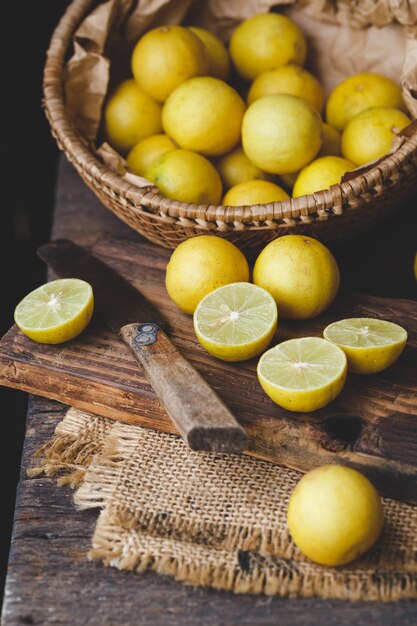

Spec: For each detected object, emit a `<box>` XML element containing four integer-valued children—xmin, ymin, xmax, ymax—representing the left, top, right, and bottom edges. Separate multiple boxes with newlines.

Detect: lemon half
<box><xmin>14</xmin><ymin>278</ymin><xmax>94</xmax><ymax>344</ymax></box>
<box><xmin>257</xmin><ymin>337</ymin><xmax>347</xmax><ymax>411</ymax></box>
<box><xmin>194</xmin><ymin>282</ymin><xmax>278</xmax><ymax>362</ymax></box>
<box><xmin>323</xmin><ymin>318</ymin><xmax>407</xmax><ymax>374</ymax></box>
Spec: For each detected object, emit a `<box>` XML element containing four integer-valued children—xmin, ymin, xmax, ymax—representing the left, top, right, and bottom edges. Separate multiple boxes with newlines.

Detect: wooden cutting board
<box><xmin>1</xmin><ymin>233</ymin><xmax>416</xmax><ymax>501</ymax></box>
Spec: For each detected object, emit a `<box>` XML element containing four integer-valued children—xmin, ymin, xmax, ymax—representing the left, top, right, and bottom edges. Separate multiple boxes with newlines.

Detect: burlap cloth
<box><xmin>31</xmin><ymin>407</ymin><xmax>417</xmax><ymax>601</ymax></box>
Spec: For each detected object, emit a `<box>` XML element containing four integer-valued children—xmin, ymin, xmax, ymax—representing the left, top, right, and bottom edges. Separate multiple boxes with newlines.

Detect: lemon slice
<box><xmin>193</xmin><ymin>282</ymin><xmax>278</xmax><ymax>362</ymax></box>
<box><xmin>14</xmin><ymin>278</ymin><xmax>94</xmax><ymax>344</ymax></box>
<box><xmin>257</xmin><ymin>337</ymin><xmax>347</xmax><ymax>412</ymax></box>
<box><xmin>323</xmin><ymin>318</ymin><xmax>407</xmax><ymax>374</ymax></box>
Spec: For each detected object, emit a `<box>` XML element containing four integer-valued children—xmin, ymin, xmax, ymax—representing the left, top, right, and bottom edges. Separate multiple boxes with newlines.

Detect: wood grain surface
<box><xmin>2</xmin><ymin>158</ymin><xmax>417</xmax><ymax>625</ymax></box>
<box><xmin>1</xmin><ymin>213</ymin><xmax>417</xmax><ymax>499</ymax></box>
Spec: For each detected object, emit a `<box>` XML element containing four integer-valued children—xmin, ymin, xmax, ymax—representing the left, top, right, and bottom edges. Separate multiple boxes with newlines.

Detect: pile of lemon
<box><xmin>104</xmin><ymin>13</ymin><xmax>410</xmax><ymax>205</ymax></box>
<box><xmin>166</xmin><ymin>233</ymin><xmax>407</xmax><ymax>413</ymax></box>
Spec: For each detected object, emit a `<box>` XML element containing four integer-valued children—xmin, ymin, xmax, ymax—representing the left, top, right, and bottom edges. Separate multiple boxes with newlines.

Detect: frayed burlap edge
<box><xmin>89</xmin><ymin>511</ymin><xmax>417</xmax><ymax>602</ymax></box>
<box><xmin>28</xmin><ymin>408</ymin><xmax>112</xmax><ymax>488</ymax></box>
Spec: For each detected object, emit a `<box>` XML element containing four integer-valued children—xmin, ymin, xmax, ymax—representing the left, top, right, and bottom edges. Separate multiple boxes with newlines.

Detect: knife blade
<box><xmin>37</xmin><ymin>239</ymin><xmax>247</xmax><ymax>454</ymax></box>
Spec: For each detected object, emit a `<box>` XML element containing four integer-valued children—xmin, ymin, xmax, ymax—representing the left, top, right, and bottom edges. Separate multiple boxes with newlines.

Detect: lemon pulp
<box><xmin>14</xmin><ymin>278</ymin><xmax>94</xmax><ymax>344</ymax></box>
<box><xmin>257</xmin><ymin>337</ymin><xmax>347</xmax><ymax>411</ymax></box>
<box><xmin>323</xmin><ymin>318</ymin><xmax>407</xmax><ymax>374</ymax></box>
<box><xmin>194</xmin><ymin>282</ymin><xmax>277</xmax><ymax>362</ymax></box>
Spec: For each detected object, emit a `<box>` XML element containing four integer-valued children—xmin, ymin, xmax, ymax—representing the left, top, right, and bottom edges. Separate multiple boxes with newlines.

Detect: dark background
<box><xmin>0</xmin><ymin>0</ymin><xmax>416</xmax><ymax>611</ymax></box>
<box><xmin>1</xmin><ymin>0</ymin><xmax>71</xmax><ymax>606</ymax></box>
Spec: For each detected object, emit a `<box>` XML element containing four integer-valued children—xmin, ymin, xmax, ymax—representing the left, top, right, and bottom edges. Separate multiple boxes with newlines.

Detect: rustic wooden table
<box><xmin>2</xmin><ymin>158</ymin><xmax>417</xmax><ymax>625</ymax></box>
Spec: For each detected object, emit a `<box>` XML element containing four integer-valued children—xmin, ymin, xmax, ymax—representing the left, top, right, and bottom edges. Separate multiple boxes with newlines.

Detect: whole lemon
<box><xmin>247</xmin><ymin>65</ymin><xmax>325</xmax><ymax>113</ymax></box>
<box><xmin>163</xmin><ymin>76</ymin><xmax>246</xmax><ymax>156</ymax></box>
<box><xmin>253</xmin><ymin>235</ymin><xmax>340</xmax><ymax>320</ymax></box>
<box><xmin>216</xmin><ymin>146</ymin><xmax>271</xmax><ymax>189</ymax></box>
<box><xmin>318</xmin><ymin>123</ymin><xmax>342</xmax><ymax>157</ymax></box>
<box><xmin>131</xmin><ymin>25</ymin><xmax>209</xmax><ymax>102</ymax></box>
<box><xmin>127</xmin><ymin>134</ymin><xmax>177</xmax><ymax>176</ymax></box>
<box><xmin>326</xmin><ymin>72</ymin><xmax>405</xmax><ymax>131</ymax></box>
<box><xmin>145</xmin><ymin>149</ymin><xmax>222</xmax><ymax>205</ymax></box>
<box><xmin>293</xmin><ymin>156</ymin><xmax>356</xmax><ymax>197</ymax></box>
<box><xmin>165</xmin><ymin>236</ymin><xmax>250</xmax><ymax>314</ymax></box>
<box><xmin>242</xmin><ymin>94</ymin><xmax>323</xmax><ymax>174</ymax></box>
<box><xmin>189</xmin><ymin>27</ymin><xmax>230</xmax><ymax>80</ymax></box>
<box><xmin>287</xmin><ymin>465</ymin><xmax>384</xmax><ymax>566</ymax></box>
<box><xmin>342</xmin><ymin>107</ymin><xmax>410</xmax><ymax>165</ymax></box>
<box><xmin>223</xmin><ymin>180</ymin><xmax>289</xmax><ymax>206</ymax></box>
<box><xmin>104</xmin><ymin>80</ymin><xmax>163</xmax><ymax>153</ymax></box>
<box><xmin>230</xmin><ymin>13</ymin><xmax>307</xmax><ymax>81</ymax></box>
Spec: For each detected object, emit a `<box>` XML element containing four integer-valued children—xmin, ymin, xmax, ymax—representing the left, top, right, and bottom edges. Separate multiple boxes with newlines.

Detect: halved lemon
<box><xmin>193</xmin><ymin>282</ymin><xmax>277</xmax><ymax>362</ymax></box>
<box><xmin>14</xmin><ymin>278</ymin><xmax>94</xmax><ymax>344</ymax></box>
<box><xmin>257</xmin><ymin>337</ymin><xmax>347</xmax><ymax>412</ymax></box>
<box><xmin>323</xmin><ymin>318</ymin><xmax>407</xmax><ymax>374</ymax></box>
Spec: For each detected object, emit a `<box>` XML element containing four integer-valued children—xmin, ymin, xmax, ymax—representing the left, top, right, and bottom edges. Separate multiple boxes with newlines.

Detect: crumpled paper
<box><xmin>64</xmin><ymin>0</ymin><xmax>417</xmax><ymax>146</ymax></box>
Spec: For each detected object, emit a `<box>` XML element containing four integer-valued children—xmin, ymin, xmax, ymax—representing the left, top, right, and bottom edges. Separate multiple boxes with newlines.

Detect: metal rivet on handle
<box><xmin>134</xmin><ymin>323</ymin><xmax>159</xmax><ymax>347</ymax></box>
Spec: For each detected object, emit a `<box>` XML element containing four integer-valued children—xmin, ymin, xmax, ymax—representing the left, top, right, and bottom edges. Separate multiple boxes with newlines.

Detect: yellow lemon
<box><xmin>326</xmin><ymin>72</ymin><xmax>405</xmax><ymax>131</ymax></box>
<box><xmin>145</xmin><ymin>149</ymin><xmax>222</xmax><ymax>205</ymax></box>
<box><xmin>165</xmin><ymin>236</ymin><xmax>249</xmax><ymax>314</ymax></box>
<box><xmin>189</xmin><ymin>26</ymin><xmax>230</xmax><ymax>80</ymax></box>
<box><xmin>257</xmin><ymin>337</ymin><xmax>347</xmax><ymax>412</ymax></box>
<box><xmin>131</xmin><ymin>25</ymin><xmax>209</xmax><ymax>102</ymax></box>
<box><xmin>104</xmin><ymin>80</ymin><xmax>163</xmax><ymax>153</ymax></box>
<box><xmin>342</xmin><ymin>107</ymin><xmax>410</xmax><ymax>165</ymax></box>
<box><xmin>194</xmin><ymin>282</ymin><xmax>277</xmax><ymax>362</ymax></box>
<box><xmin>247</xmin><ymin>65</ymin><xmax>325</xmax><ymax>113</ymax></box>
<box><xmin>323</xmin><ymin>318</ymin><xmax>407</xmax><ymax>374</ymax></box>
<box><xmin>223</xmin><ymin>180</ymin><xmax>289</xmax><ymax>206</ymax></box>
<box><xmin>318</xmin><ymin>123</ymin><xmax>342</xmax><ymax>157</ymax></box>
<box><xmin>242</xmin><ymin>95</ymin><xmax>323</xmax><ymax>174</ymax></box>
<box><xmin>292</xmin><ymin>156</ymin><xmax>356</xmax><ymax>197</ymax></box>
<box><xmin>216</xmin><ymin>145</ymin><xmax>271</xmax><ymax>189</ymax></box>
<box><xmin>230</xmin><ymin>13</ymin><xmax>307</xmax><ymax>81</ymax></box>
<box><xmin>163</xmin><ymin>76</ymin><xmax>246</xmax><ymax>156</ymax></box>
<box><xmin>14</xmin><ymin>279</ymin><xmax>94</xmax><ymax>344</ymax></box>
<box><xmin>287</xmin><ymin>465</ymin><xmax>384</xmax><ymax>566</ymax></box>
<box><xmin>253</xmin><ymin>235</ymin><xmax>340</xmax><ymax>320</ymax></box>
<box><xmin>127</xmin><ymin>134</ymin><xmax>177</xmax><ymax>176</ymax></box>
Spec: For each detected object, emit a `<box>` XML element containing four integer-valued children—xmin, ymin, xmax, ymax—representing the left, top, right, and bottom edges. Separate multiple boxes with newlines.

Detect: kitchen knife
<box><xmin>37</xmin><ymin>239</ymin><xmax>247</xmax><ymax>453</ymax></box>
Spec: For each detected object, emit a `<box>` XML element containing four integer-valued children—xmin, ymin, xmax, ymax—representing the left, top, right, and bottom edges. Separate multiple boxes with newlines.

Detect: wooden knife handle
<box><xmin>120</xmin><ymin>323</ymin><xmax>247</xmax><ymax>453</ymax></box>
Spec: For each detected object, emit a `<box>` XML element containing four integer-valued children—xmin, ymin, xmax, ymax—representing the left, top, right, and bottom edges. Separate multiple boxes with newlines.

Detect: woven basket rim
<box><xmin>43</xmin><ymin>0</ymin><xmax>417</xmax><ymax>227</ymax></box>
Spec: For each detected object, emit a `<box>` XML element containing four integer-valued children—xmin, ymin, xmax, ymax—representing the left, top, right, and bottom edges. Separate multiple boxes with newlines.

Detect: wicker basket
<box><xmin>44</xmin><ymin>0</ymin><xmax>417</xmax><ymax>251</ymax></box>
